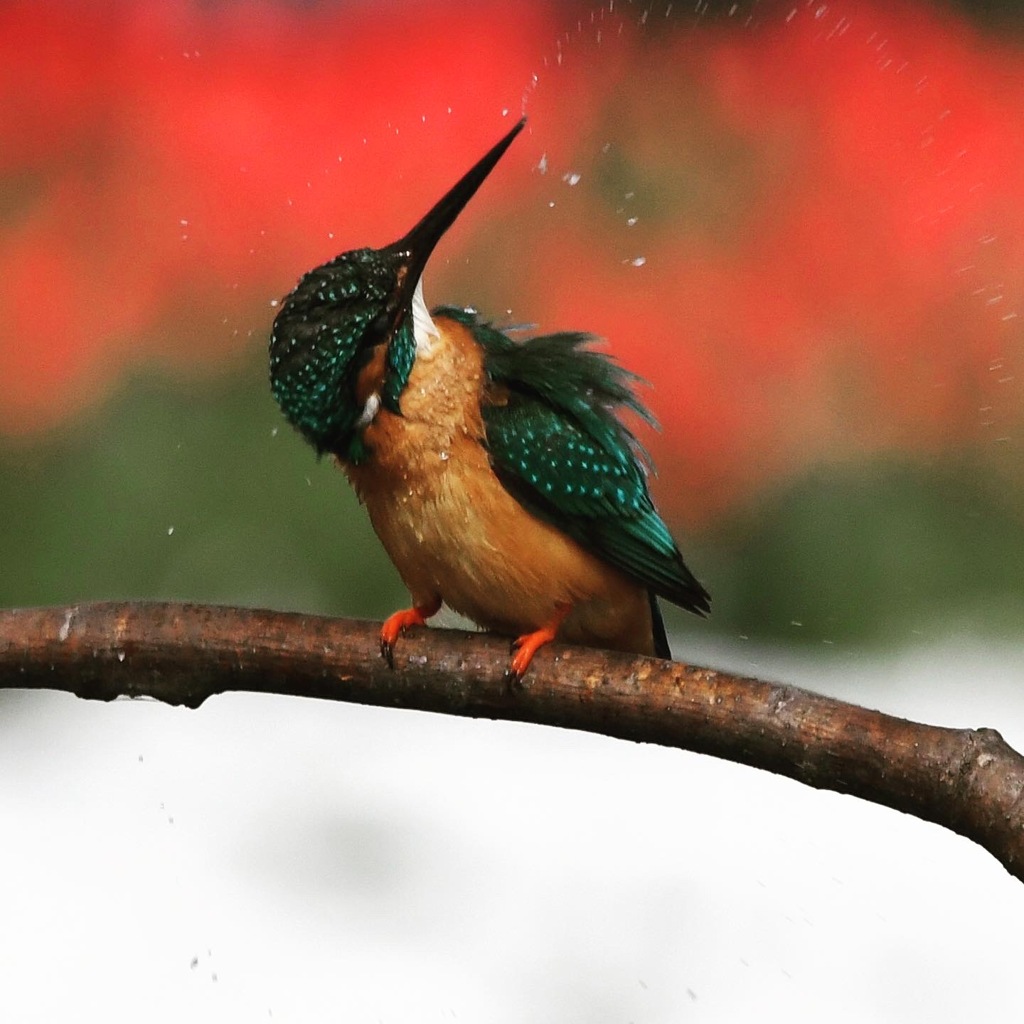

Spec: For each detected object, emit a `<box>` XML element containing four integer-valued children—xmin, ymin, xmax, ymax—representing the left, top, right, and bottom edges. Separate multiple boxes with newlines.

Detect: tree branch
<box><xmin>2</xmin><ymin>601</ymin><xmax>1023</xmax><ymax>880</ymax></box>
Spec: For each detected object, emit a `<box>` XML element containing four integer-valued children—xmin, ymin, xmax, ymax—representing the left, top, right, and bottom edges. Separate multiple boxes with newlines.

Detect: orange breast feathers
<box><xmin>342</xmin><ymin>314</ymin><xmax>656</xmax><ymax>656</ymax></box>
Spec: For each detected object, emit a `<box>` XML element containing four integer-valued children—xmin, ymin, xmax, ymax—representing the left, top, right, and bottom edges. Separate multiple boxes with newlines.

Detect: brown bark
<box><xmin>2</xmin><ymin>601</ymin><xmax>1023</xmax><ymax>880</ymax></box>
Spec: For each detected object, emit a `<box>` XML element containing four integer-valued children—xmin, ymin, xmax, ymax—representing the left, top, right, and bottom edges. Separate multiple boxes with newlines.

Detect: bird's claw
<box><xmin>379</xmin><ymin>603</ymin><xmax>438</xmax><ymax>671</ymax></box>
<box><xmin>503</xmin><ymin>663</ymin><xmax>526</xmax><ymax>694</ymax></box>
<box><xmin>503</xmin><ymin>634</ymin><xmax>539</xmax><ymax>692</ymax></box>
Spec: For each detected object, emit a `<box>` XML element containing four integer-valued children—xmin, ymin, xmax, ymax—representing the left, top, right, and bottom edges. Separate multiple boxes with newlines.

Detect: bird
<box><xmin>269</xmin><ymin>116</ymin><xmax>709</xmax><ymax>684</ymax></box>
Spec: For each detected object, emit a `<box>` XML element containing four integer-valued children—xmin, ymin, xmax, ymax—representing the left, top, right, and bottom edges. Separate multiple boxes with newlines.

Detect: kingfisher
<box><xmin>269</xmin><ymin>117</ymin><xmax>709</xmax><ymax>683</ymax></box>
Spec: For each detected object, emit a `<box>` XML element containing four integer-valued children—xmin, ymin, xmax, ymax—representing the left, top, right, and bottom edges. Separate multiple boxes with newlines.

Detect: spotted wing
<box><xmin>469</xmin><ymin>316</ymin><xmax>709</xmax><ymax>615</ymax></box>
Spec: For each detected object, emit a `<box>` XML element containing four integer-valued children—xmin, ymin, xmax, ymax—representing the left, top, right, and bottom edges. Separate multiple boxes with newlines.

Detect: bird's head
<box><xmin>269</xmin><ymin>116</ymin><xmax>525</xmax><ymax>457</ymax></box>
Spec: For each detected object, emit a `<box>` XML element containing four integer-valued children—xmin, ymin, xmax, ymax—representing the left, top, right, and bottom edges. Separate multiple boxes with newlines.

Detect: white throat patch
<box><xmin>411</xmin><ymin>276</ymin><xmax>440</xmax><ymax>355</ymax></box>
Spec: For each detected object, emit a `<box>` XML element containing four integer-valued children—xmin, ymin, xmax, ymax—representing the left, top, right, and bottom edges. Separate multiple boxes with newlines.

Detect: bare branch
<box><xmin>3</xmin><ymin>601</ymin><xmax>1023</xmax><ymax>880</ymax></box>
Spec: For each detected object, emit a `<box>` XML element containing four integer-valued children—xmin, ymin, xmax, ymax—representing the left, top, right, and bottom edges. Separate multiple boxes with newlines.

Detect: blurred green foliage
<box><xmin>689</xmin><ymin>459</ymin><xmax>1024</xmax><ymax>647</ymax></box>
<box><xmin>942</xmin><ymin>0</ymin><xmax>1024</xmax><ymax>31</ymax></box>
<box><xmin>0</xmin><ymin>355</ymin><xmax>399</xmax><ymax>619</ymax></box>
<box><xmin>2</xmin><ymin>356</ymin><xmax>1022</xmax><ymax>651</ymax></box>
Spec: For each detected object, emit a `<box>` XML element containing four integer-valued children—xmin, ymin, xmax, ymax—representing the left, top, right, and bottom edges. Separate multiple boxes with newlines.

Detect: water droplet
<box><xmin>562</xmin><ymin>171</ymin><xmax>582</xmax><ymax>186</ymax></box>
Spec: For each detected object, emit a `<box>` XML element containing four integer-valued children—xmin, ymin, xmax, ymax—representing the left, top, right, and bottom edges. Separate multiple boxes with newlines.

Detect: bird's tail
<box><xmin>649</xmin><ymin>591</ymin><xmax>672</xmax><ymax>660</ymax></box>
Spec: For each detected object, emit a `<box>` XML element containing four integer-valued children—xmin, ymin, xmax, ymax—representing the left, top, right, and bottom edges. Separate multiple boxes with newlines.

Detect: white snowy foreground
<box><xmin>1</xmin><ymin>634</ymin><xmax>1021</xmax><ymax>1023</ymax></box>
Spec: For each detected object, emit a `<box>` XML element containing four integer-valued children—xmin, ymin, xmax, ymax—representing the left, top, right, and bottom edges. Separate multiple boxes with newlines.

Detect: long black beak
<box><xmin>384</xmin><ymin>117</ymin><xmax>525</xmax><ymax>304</ymax></box>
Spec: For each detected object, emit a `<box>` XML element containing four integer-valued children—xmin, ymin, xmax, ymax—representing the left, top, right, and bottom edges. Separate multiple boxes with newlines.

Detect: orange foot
<box><xmin>380</xmin><ymin>596</ymin><xmax>441</xmax><ymax>669</ymax></box>
<box><xmin>505</xmin><ymin>603</ymin><xmax>572</xmax><ymax>689</ymax></box>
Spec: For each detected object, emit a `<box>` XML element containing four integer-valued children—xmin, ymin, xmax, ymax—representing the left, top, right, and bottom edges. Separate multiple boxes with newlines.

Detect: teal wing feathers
<box><xmin>437</xmin><ymin>307</ymin><xmax>710</xmax><ymax>617</ymax></box>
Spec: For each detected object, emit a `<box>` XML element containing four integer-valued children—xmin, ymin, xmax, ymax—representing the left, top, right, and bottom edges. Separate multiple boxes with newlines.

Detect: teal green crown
<box><xmin>269</xmin><ymin>248</ymin><xmax>417</xmax><ymax>462</ymax></box>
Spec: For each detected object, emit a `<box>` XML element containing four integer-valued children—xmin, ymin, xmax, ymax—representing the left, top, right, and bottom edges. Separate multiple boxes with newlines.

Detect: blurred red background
<box><xmin>2</xmin><ymin>0</ymin><xmax>1022</xmax><ymax>525</ymax></box>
